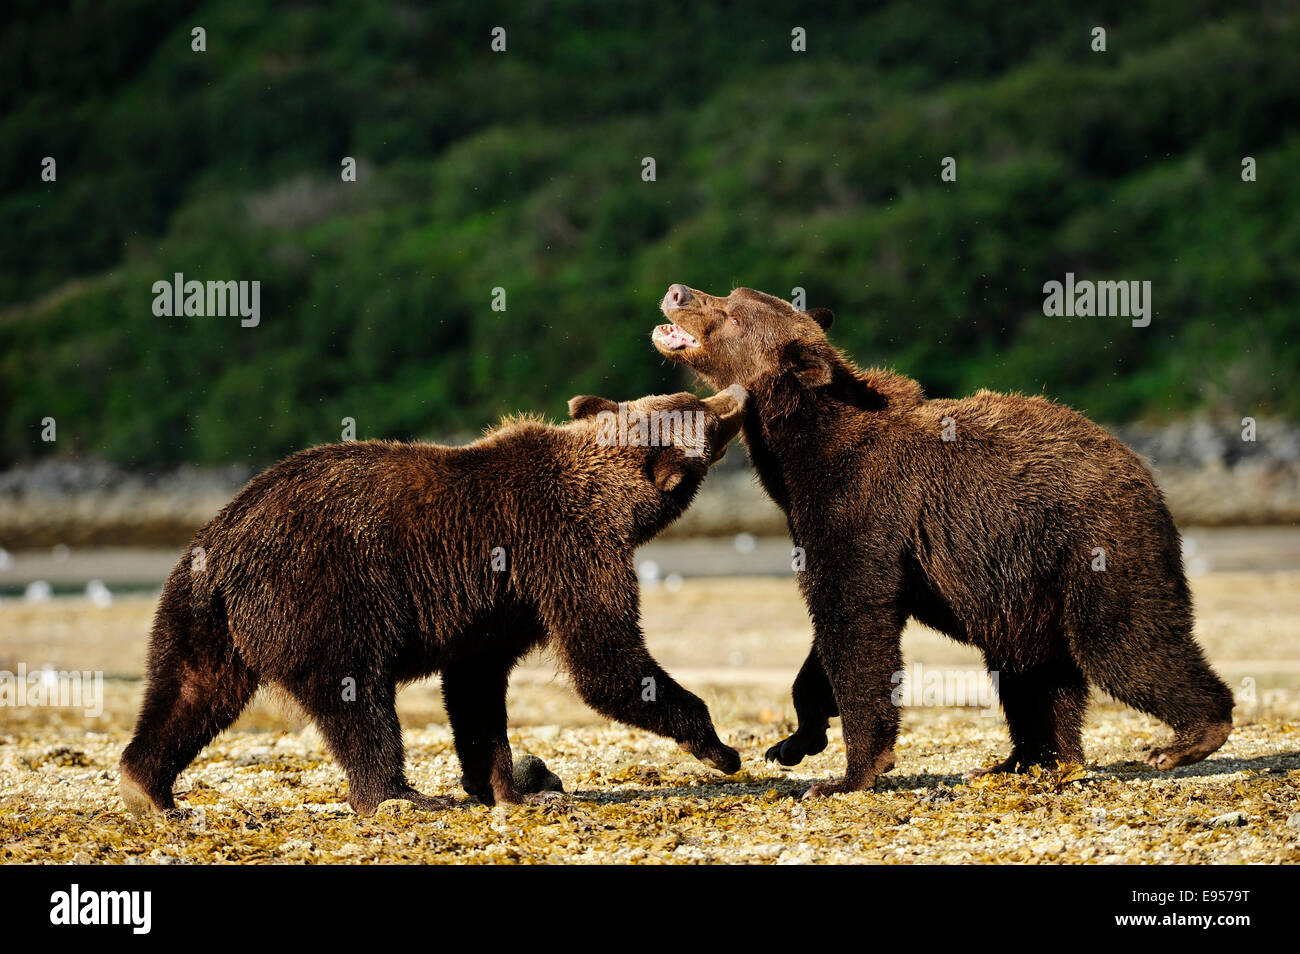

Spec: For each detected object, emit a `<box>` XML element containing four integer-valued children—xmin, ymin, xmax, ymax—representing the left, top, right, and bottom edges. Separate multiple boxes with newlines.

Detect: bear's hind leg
<box><xmin>965</xmin><ymin>654</ymin><xmax>1087</xmax><ymax>779</ymax></box>
<box><xmin>301</xmin><ymin>676</ymin><xmax>452</xmax><ymax>815</ymax></box>
<box><xmin>119</xmin><ymin>650</ymin><xmax>258</xmax><ymax>815</ymax></box>
<box><xmin>1068</xmin><ymin>604</ymin><xmax>1233</xmax><ymax>771</ymax></box>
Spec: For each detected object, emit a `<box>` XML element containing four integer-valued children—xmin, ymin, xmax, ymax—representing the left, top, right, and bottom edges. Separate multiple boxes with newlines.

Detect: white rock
<box><xmin>85</xmin><ymin>579</ymin><xmax>113</xmax><ymax>607</ymax></box>
<box><xmin>24</xmin><ymin>581</ymin><xmax>53</xmax><ymax>603</ymax></box>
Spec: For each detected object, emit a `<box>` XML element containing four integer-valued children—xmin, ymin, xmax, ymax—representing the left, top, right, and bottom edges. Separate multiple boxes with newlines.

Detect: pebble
<box><xmin>920</xmin><ymin>785</ymin><xmax>958</xmax><ymax>806</ymax></box>
<box><xmin>513</xmin><ymin>754</ymin><xmax>563</xmax><ymax>794</ymax></box>
<box><xmin>1209</xmin><ymin>811</ymin><xmax>1248</xmax><ymax>828</ymax></box>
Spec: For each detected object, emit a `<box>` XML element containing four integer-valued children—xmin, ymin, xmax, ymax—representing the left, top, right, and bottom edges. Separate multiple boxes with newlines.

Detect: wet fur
<box><xmin>654</xmin><ymin>286</ymin><xmax>1234</xmax><ymax>797</ymax></box>
<box><xmin>119</xmin><ymin>389</ymin><xmax>746</xmax><ymax>816</ymax></box>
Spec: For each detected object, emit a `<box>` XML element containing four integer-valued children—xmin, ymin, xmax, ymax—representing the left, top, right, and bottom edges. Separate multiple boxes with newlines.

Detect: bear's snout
<box><xmin>663</xmin><ymin>283</ymin><xmax>692</xmax><ymax>311</ymax></box>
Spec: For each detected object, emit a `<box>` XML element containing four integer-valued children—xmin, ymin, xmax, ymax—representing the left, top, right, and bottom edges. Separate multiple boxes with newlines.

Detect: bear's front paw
<box><xmin>679</xmin><ymin>739</ymin><xmax>741</xmax><ymax>774</ymax></box>
<box><xmin>764</xmin><ymin>731</ymin><xmax>828</xmax><ymax>766</ymax></box>
<box><xmin>704</xmin><ymin>745</ymin><xmax>741</xmax><ymax>775</ymax></box>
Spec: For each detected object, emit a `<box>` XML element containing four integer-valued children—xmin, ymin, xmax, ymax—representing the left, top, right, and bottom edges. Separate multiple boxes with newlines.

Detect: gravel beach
<box><xmin>2</xmin><ymin>573</ymin><xmax>1297</xmax><ymax>864</ymax></box>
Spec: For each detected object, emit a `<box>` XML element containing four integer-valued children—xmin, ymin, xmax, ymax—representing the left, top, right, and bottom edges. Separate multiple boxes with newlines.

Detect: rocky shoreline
<box><xmin>1</xmin><ymin>417</ymin><xmax>1297</xmax><ymax>548</ymax></box>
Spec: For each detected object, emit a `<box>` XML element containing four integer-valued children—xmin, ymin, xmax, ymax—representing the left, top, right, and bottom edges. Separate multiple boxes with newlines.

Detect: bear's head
<box><xmin>651</xmin><ymin>285</ymin><xmax>838</xmax><ymax>394</ymax></box>
<box><xmin>566</xmin><ymin>385</ymin><xmax>747</xmax><ymax>540</ymax></box>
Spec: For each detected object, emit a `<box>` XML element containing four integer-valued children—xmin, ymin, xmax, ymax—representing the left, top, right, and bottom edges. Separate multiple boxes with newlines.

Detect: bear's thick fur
<box><xmin>120</xmin><ymin>386</ymin><xmax>747</xmax><ymax>815</ymax></box>
<box><xmin>653</xmin><ymin>285</ymin><xmax>1233</xmax><ymax>797</ymax></box>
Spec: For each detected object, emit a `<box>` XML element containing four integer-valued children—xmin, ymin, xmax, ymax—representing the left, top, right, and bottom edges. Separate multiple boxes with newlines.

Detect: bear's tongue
<box><xmin>656</xmin><ymin>323</ymin><xmax>700</xmax><ymax>350</ymax></box>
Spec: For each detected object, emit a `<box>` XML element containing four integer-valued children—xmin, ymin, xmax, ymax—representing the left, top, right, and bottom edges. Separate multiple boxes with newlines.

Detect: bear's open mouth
<box><xmin>652</xmin><ymin>323</ymin><xmax>700</xmax><ymax>351</ymax></box>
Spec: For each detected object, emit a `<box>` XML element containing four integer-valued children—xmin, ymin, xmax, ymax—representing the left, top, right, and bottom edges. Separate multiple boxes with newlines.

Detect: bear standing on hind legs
<box><xmin>652</xmin><ymin>284</ymin><xmax>1233</xmax><ymax>798</ymax></box>
<box><xmin>119</xmin><ymin>386</ymin><xmax>748</xmax><ymax>816</ymax></box>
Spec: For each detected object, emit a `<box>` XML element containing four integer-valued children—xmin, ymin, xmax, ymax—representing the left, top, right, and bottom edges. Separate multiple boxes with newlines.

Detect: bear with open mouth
<box><xmin>119</xmin><ymin>385</ymin><xmax>747</xmax><ymax>816</ymax></box>
<box><xmin>653</xmin><ymin>284</ymin><xmax>1233</xmax><ymax>798</ymax></box>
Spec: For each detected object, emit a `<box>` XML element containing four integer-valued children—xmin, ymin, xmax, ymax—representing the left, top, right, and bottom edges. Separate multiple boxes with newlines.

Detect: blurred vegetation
<box><xmin>2</xmin><ymin>0</ymin><xmax>1298</xmax><ymax>465</ymax></box>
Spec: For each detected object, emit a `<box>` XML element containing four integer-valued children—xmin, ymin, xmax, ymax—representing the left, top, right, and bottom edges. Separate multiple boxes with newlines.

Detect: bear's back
<box><xmin>918</xmin><ymin>389</ymin><xmax>1153</xmax><ymax>487</ymax></box>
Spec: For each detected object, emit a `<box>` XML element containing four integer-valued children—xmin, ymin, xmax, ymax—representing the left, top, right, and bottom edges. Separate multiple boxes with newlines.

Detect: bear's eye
<box><xmin>730</xmin><ymin>315</ymin><xmax>742</xmax><ymax>327</ymax></box>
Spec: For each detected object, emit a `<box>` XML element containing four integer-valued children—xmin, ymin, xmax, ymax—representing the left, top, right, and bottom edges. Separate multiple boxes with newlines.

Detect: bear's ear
<box><xmin>650</xmin><ymin>447</ymin><xmax>688</xmax><ymax>491</ymax></box>
<box><xmin>805</xmin><ymin>307</ymin><xmax>835</xmax><ymax>330</ymax></box>
<box><xmin>781</xmin><ymin>341</ymin><xmax>833</xmax><ymax>388</ymax></box>
<box><xmin>701</xmin><ymin>384</ymin><xmax>748</xmax><ymax>463</ymax></box>
<box><xmin>568</xmin><ymin>394</ymin><xmax>618</xmax><ymax>420</ymax></box>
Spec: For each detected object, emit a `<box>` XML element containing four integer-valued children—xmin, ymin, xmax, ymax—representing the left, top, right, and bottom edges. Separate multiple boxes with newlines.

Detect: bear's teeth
<box><xmin>656</xmin><ymin>324</ymin><xmax>699</xmax><ymax>349</ymax></box>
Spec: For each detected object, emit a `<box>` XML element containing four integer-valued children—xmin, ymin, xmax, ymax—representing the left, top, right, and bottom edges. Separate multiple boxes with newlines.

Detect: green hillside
<box><xmin>3</xmin><ymin>1</ymin><xmax>1298</xmax><ymax>465</ymax></box>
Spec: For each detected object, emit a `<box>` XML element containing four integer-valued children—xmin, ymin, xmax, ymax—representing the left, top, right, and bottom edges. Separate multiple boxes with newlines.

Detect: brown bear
<box><xmin>653</xmin><ymin>284</ymin><xmax>1233</xmax><ymax>798</ymax></box>
<box><xmin>119</xmin><ymin>386</ymin><xmax>747</xmax><ymax>816</ymax></box>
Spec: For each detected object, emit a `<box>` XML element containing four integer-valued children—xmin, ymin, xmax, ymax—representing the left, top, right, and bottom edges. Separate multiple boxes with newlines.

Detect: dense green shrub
<box><xmin>2</xmin><ymin>1</ymin><xmax>1296</xmax><ymax>464</ymax></box>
